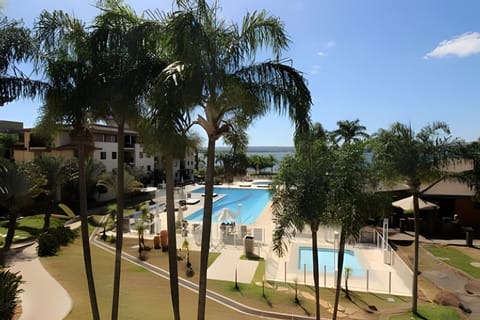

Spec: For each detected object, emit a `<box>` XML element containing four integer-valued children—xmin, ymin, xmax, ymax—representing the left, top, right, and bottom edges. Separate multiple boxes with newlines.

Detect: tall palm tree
<box><xmin>271</xmin><ymin>124</ymin><xmax>330</xmax><ymax>320</ymax></box>
<box><xmin>34</xmin><ymin>10</ymin><xmax>101</xmax><ymax>319</ymax></box>
<box><xmin>139</xmin><ymin>59</ymin><xmax>200</xmax><ymax>320</ymax></box>
<box><xmin>332</xmin><ymin>119</ymin><xmax>369</xmax><ymax>146</ymax></box>
<box><xmin>372</xmin><ymin>122</ymin><xmax>454</xmax><ymax>314</ymax></box>
<box><xmin>0</xmin><ymin>16</ymin><xmax>45</xmax><ymax>106</ymax></box>
<box><xmin>328</xmin><ymin>142</ymin><xmax>370</xmax><ymax>320</ymax></box>
<box><xmin>90</xmin><ymin>2</ymin><xmax>167</xmax><ymax>318</ymax></box>
<box><xmin>165</xmin><ymin>3</ymin><xmax>312</xmax><ymax>317</ymax></box>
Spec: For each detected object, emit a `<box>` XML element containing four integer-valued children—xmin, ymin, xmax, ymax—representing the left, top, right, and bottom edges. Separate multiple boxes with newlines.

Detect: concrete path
<box><xmin>207</xmin><ymin>247</ymin><xmax>259</xmax><ymax>283</ymax></box>
<box><xmin>8</xmin><ymin>244</ymin><xmax>72</xmax><ymax>320</ymax></box>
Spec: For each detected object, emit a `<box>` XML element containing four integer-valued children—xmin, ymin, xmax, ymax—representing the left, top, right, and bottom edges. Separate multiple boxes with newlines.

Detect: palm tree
<box><xmin>169</xmin><ymin>1</ymin><xmax>312</xmax><ymax>315</ymax></box>
<box><xmin>328</xmin><ymin>142</ymin><xmax>370</xmax><ymax>320</ymax></box>
<box><xmin>332</xmin><ymin>119</ymin><xmax>369</xmax><ymax>145</ymax></box>
<box><xmin>371</xmin><ymin>122</ymin><xmax>454</xmax><ymax>314</ymax></box>
<box><xmin>139</xmin><ymin>59</ymin><xmax>200</xmax><ymax>320</ymax></box>
<box><xmin>34</xmin><ymin>10</ymin><xmax>101</xmax><ymax>319</ymax></box>
<box><xmin>0</xmin><ymin>16</ymin><xmax>45</xmax><ymax>106</ymax></box>
<box><xmin>0</xmin><ymin>161</ymin><xmax>42</xmax><ymax>251</ymax></box>
<box><xmin>89</xmin><ymin>3</ymin><xmax>167</xmax><ymax>318</ymax></box>
<box><xmin>271</xmin><ymin>124</ymin><xmax>330</xmax><ymax>320</ymax></box>
<box><xmin>0</xmin><ymin>133</ymin><xmax>18</xmax><ymax>160</ymax></box>
<box><xmin>164</xmin><ymin>2</ymin><xmax>312</xmax><ymax>317</ymax></box>
<box><xmin>32</xmin><ymin>155</ymin><xmax>74</xmax><ymax>230</ymax></box>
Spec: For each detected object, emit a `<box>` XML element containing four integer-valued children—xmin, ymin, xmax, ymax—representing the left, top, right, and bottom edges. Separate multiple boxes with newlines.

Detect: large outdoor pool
<box><xmin>185</xmin><ymin>187</ymin><xmax>271</xmax><ymax>224</ymax></box>
<box><xmin>298</xmin><ymin>247</ymin><xmax>365</xmax><ymax>276</ymax></box>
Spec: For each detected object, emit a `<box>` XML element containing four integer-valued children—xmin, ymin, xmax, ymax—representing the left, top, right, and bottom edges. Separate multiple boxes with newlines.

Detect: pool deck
<box><xmin>135</xmin><ymin>181</ymin><xmax>412</xmax><ymax>296</ymax></box>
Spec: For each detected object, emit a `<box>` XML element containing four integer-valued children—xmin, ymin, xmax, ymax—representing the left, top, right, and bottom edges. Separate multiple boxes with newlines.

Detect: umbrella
<box><xmin>216</xmin><ymin>208</ymin><xmax>236</xmax><ymax>221</ymax></box>
<box><xmin>392</xmin><ymin>195</ymin><xmax>439</xmax><ymax>211</ymax></box>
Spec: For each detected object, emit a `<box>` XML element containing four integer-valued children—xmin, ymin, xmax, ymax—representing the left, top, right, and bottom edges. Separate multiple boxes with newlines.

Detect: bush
<box><xmin>37</xmin><ymin>232</ymin><xmax>59</xmax><ymax>257</ymax></box>
<box><xmin>37</xmin><ymin>227</ymin><xmax>78</xmax><ymax>257</ymax></box>
<box><xmin>49</xmin><ymin>226</ymin><xmax>77</xmax><ymax>246</ymax></box>
<box><xmin>0</xmin><ymin>270</ymin><xmax>23</xmax><ymax>320</ymax></box>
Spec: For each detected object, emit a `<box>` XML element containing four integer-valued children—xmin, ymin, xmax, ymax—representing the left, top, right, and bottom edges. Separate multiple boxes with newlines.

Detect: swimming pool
<box><xmin>298</xmin><ymin>247</ymin><xmax>365</xmax><ymax>276</ymax></box>
<box><xmin>185</xmin><ymin>187</ymin><xmax>271</xmax><ymax>224</ymax></box>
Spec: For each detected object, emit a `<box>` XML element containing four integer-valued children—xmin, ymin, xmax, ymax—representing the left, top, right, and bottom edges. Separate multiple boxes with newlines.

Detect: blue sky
<box><xmin>2</xmin><ymin>0</ymin><xmax>480</xmax><ymax>146</ymax></box>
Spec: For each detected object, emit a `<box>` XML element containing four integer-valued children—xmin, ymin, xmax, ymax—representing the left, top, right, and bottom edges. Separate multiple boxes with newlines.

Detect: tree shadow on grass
<box><xmin>347</xmin><ymin>291</ymin><xmax>378</xmax><ymax>314</ymax></box>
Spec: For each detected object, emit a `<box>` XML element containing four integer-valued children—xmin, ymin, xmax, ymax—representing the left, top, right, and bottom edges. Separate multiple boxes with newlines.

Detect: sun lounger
<box><xmin>186</xmin><ymin>198</ymin><xmax>200</xmax><ymax>205</ymax></box>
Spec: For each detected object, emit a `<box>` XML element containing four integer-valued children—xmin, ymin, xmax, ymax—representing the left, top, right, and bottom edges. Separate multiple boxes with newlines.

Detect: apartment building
<box><xmin>8</xmin><ymin>121</ymin><xmax>196</xmax><ymax>184</ymax></box>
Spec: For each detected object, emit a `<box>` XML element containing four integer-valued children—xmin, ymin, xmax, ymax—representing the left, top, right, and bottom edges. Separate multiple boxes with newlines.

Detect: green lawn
<box><xmin>0</xmin><ymin>214</ymin><xmax>68</xmax><ymax>245</ymax></box>
<box><xmin>388</xmin><ymin>303</ymin><xmax>463</xmax><ymax>320</ymax></box>
<box><xmin>426</xmin><ymin>245</ymin><xmax>480</xmax><ymax>279</ymax></box>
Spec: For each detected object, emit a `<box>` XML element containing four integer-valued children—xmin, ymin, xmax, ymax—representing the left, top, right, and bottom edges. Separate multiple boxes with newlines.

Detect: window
<box><xmin>112</xmin><ymin>152</ymin><xmax>117</xmax><ymax>160</ymax></box>
<box><xmin>139</xmin><ymin>152</ymin><xmax>144</xmax><ymax>159</ymax></box>
<box><xmin>147</xmin><ymin>165</ymin><xmax>151</xmax><ymax>171</ymax></box>
<box><xmin>100</xmin><ymin>152</ymin><xmax>106</xmax><ymax>160</ymax></box>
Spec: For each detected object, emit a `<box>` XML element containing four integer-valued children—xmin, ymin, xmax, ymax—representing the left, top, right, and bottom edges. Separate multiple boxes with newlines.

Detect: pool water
<box><xmin>298</xmin><ymin>247</ymin><xmax>364</xmax><ymax>275</ymax></box>
<box><xmin>185</xmin><ymin>187</ymin><xmax>271</xmax><ymax>224</ymax></box>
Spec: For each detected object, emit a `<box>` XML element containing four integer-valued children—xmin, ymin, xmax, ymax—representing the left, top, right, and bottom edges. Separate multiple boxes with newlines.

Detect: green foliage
<box><xmin>0</xmin><ymin>270</ymin><xmax>23</xmax><ymax>320</ymax></box>
<box><xmin>37</xmin><ymin>232</ymin><xmax>60</xmax><ymax>256</ymax></box>
<box><xmin>37</xmin><ymin>226</ymin><xmax>77</xmax><ymax>256</ymax></box>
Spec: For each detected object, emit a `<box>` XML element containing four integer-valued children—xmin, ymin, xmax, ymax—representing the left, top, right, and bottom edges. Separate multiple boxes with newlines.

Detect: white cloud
<box><xmin>327</xmin><ymin>41</ymin><xmax>336</xmax><ymax>48</ymax></box>
<box><xmin>317</xmin><ymin>51</ymin><xmax>325</xmax><ymax>56</ymax></box>
<box><xmin>424</xmin><ymin>32</ymin><xmax>480</xmax><ymax>59</ymax></box>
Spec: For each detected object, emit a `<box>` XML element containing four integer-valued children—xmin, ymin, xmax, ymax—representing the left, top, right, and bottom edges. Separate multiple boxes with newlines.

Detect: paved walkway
<box><xmin>207</xmin><ymin>246</ymin><xmax>259</xmax><ymax>283</ymax></box>
<box><xmin>7</xmin><ymin>244</ymin><xmax>72</xmax><ymax>320</ymax></box>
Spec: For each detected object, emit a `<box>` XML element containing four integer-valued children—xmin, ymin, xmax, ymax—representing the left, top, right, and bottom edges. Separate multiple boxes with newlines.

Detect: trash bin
<box><xmin>160</xmin><ymin>230</ymin><xmax>168</xmax><ymax>252</ymax></box>
<box><xmin>153</xmin><ymin>235</ymin><xmax>161</xmax><ymax>249</ymax></box>
<box><xmin>244</xmin><ymin>235</ymin><xmax>254</xmax><ymax>257</ymax></box>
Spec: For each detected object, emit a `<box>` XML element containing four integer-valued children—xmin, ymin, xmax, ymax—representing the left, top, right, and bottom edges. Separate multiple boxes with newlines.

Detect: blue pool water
<box><xmin>185</xmin><ymin>187</ymin><xmax>271</xmax><ymax>224</ymax></box>
<box><xmin>298</xmin><ymin>247</ymin><xmax>364</xmax><ymax>276</ymax></box>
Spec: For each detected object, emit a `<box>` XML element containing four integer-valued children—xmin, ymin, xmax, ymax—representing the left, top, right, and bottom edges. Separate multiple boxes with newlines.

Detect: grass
<box><xmin>388</xmin><ymin>303</ymin><xmax>463</xmax><ymax>319</ymax></box>
<box><xmin>0</xmin><ymin>214</ymin><xmax>69</xmax><ymax>244</ymax></box>
<box><xmin>48</xmin><ymin>235</ymin><xmax>412</xmax><ymax>319</ymax></box>
<box><xmin>425</xmin><ymin>245</ymin><xmax>480</xmax><ymax>279</ymax></box>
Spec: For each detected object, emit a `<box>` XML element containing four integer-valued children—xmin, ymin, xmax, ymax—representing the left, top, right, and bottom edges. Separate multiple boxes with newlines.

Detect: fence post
<box><xmin>324</xmin><ymin>265</ymin><xmax>326</xmax><ymax>287</ymax></box>
<box><xmin>303</xmin><ymin>264</ymin><xmax>306</xmax><ymax>284</ymax></box>
<box><xmin>389</xmin><ymin>271</ymin><xmax>392</xmax><ymax>294</ymax></box>
<box><xmin>284</xmin><ymin>261</ymin><xmax>287</xmax><ymax>283</ymax></box>
<box><xmin>366</xmin><ymin>269</ymin><xmax>369</xmax><ymax>292</ymax></box>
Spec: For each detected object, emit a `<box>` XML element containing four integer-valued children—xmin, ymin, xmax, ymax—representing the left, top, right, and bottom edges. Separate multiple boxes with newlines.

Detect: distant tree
<box><xmin>0</xmin><ymin>133</ymin><xmax>18</xmax><ymax>160</ymax></box>
<box><xmin>371</xmin><ymin>122</ymin><xmax>455</xmax><ymax>314</ymax></box>
<box><xmin>0</xmin><ymin>161</ymin><xmax>42</xmax><ymax>251</ymax></box>
<box><xmin>332</xmin><ymin>119</ymin><xmax>369</xmax><ymax>145</ymax></box>
<box><xmin>32</xmin><ymin>155</ymin><xmax>75</xmax><ymax>230</ymax></box>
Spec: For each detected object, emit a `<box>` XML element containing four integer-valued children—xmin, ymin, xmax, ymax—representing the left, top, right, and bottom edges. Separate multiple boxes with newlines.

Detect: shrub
<box><xmin>49</xmin><ymin>226</ymin><xmax>77</xmax><ymax>246</ymax></box>
<box><xmin>0</xmin><ymin>270</ymin><xmax>23</xmax><ymax>320</ymax></box>
<box><xmin>37</xmin><ymin>232</ymin><xmax>59</xmax><ymax>256</ymax></box>
<box><xmin>37</xmin><ymin>227</ymin><xmax>78</xmax><ymax>257</ymax></box>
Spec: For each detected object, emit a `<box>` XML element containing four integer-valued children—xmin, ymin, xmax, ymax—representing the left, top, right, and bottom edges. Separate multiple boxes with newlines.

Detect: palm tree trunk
<box><xmin>333</xmin><ymin>229</ymin><xmax>346</xmax><ymax>320</ymax></box>
<box><xmin>311</xmin><ymin>225</ymin><xmax>320</xmax><ymax>320</ymax></box>
<box><xmin>78</xmin><ymin>139</ymin><xmax>100</xmax><ymax>320</ymax></box>
<box><xmin>112</xmin><ymin>119</ymin><xmax>125</xmax><ymax>320</ymax></box>
<box><xmin>165</xmin><ymin>155</ymin><xmax>181</xmax><ymax>320</ymax></box>
<box><xmin>412</xmin><ymin>194</ymin><xmax>420</xmax><ymax>314</ymax></box>
<box><xmin>3</xmin><ymin>212</ymin><xmax>16</xmax><ymax>250</ymax></box>
<box><xmin>197</xmin><ymin>137</ymin><xmax>216</xmax><ymax>320</ymax></box>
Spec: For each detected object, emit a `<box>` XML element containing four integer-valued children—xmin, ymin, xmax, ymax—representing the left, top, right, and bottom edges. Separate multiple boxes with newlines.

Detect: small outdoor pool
<box><xmin>185</xmin><ymin>187</ymin><xmax>271</xmax><ymax>224</ymax></box>
<box><xmin>298</xmin><ymin>247</ymin><xmax>365</xmax><ymax>276</ymax></box>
